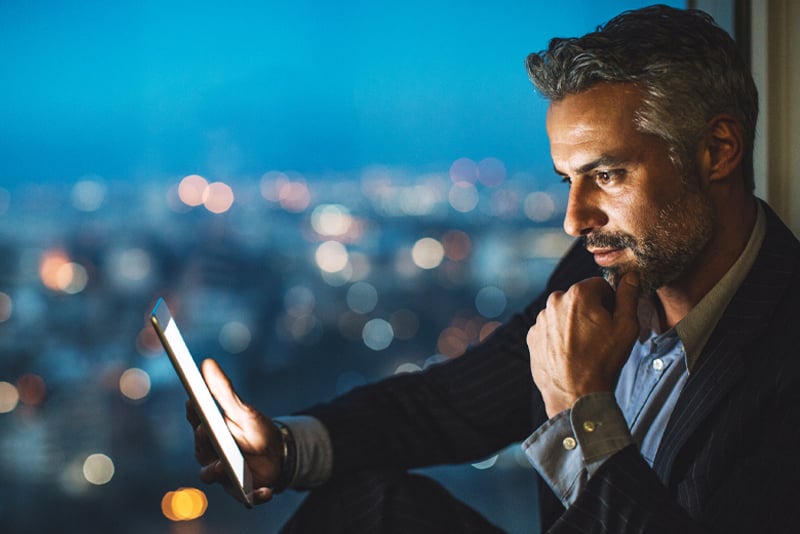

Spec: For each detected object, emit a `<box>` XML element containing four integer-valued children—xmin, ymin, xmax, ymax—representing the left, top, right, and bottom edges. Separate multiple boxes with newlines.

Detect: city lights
<box><xmin>411</xmin><ymin>237</ymin><xmax>445</xmax><ymax>270</ymax></box>
<box><xmin>219</xmin><ymin>321</ymin><xmax>252</xmax><ymax>354</ymax></box>
<box><xmin>362</xmin><ymin>318</ymin><xmax>394</xmax><ymax>351</ymax></box>
<box><xmin>161</xmin><ymin>487</ymin><xmax>208</xmax><ymax>522</ymax></box>
<box><xmin>17</xmin><ymin>373</ymin><xmax>46</xmax><ymax>406</ymax></box>
<box><xmin>82</xmin><ymin>453</ymin><xmax>115</xmax><ymax>486</ymax></box>
<box><xmin>315</xmin><ymin>240</ymin><xmax>349</xmax><ymax>273</ymax></box>
<box><xmin>475</xmin><ymin>286</ymin><xmax>507</xmax><ymax>319</ymax></box>
<box><xmin>119</xmin><ymin>368</ymin><xmax>151</xmax><ymax>401</ymax></box>
<box><xmin>177</xmin><ymin>175</ymin><xmax>235</xmax><ymax>213</ymax></box>
<box><xmin>0</xmin><ymin>291</ymin><xmax>12</xmax><ymax>322</ymax></box>
<box><xmin>346</xmin><ymin>282</ymin><xmax>378</xmax><ymax>314</ymax></box>
<box><xmin>178</xmin><ymin>175</ymin><xmax>208</xmax><ymax>207</ymax></box>
<box><xmin>71</xmin><ymin>178</ymin><xmax>107</xmax><ymax>212</ymax></box>
<box><xmin>0</xmin><ymin>381</ymin><xmax>19</xmax><ymax>413</ymax></box>
<box><xmin>524</xmin><ymin>191</ymin><xmax>557</xmax><ymax>222</ymax></box>
<box><xmin>39</xmin><ymin>250</ymin><xmax>89</xmax><ymax>294</ymax></box>
<box><xmin>448</xmin><ymin>182</ymin><xmax>479</xmax><ymax>213</ymax></box>
<box><xmin>203</xmin><ymin>181</ymin><xmax>235</xmax><ymax>214</ymax></box>
<box><xmin>311</xmin><ymin>204</ymin><xmax>353</xmax><ymax>237</ymax></box>
<box><xmin>476</xmin><ymin>157</ymin><xmax>506</xmax><ymax>187</ymax></box>
<box><xmin>449</xmin><ymin>157</ymin><xmax>478</xmax><ymax>185</ymax></box>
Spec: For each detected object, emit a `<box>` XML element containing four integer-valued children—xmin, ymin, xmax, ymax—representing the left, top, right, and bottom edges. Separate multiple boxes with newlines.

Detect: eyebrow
<box><xmin>553</xmin><ymin>155</ymin><xmax>630</xmax><ymax>176</ymax></box>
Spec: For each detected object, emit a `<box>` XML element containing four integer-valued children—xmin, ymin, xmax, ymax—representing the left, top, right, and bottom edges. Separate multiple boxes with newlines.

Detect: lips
<box><xmin>588</xmin><ymin>247</ymin><xmax>625</xmax><ymax>267</ymax></box>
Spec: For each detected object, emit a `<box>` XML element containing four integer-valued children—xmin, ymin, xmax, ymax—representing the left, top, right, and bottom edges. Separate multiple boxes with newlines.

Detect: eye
<box><xmin>560</xmin><ymin>175</ymin><xmax>572</xmax><ymax>185</ymax></box>
<box><xmin>595</xmin><ymin>169</ymin><xmax>624</xmax><ymax>185</ymax></box>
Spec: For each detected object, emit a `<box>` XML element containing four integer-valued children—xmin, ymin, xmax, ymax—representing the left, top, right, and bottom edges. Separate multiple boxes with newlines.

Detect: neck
<box><xmin>655</xmin><ymin>195</ymin><xmax>757</xmax><ymax>330</ymax></box>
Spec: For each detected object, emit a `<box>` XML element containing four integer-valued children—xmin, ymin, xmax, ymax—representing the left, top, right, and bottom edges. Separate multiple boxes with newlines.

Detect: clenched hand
<box><xmin>527</xmin><ymin>272</ymin><xmax>641</xmax><ymax>419</ymax></box>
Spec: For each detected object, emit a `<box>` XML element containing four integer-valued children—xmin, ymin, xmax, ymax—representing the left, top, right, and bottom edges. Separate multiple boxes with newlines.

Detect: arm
<box><xmin>301</xmin><ymin>240</ymin><xmax>598</xmax><ymax>476</ymax></box>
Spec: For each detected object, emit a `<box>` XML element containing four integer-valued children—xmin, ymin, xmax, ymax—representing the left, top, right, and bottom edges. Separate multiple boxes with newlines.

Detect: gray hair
<box><xmin>526</xmin><ymin>5</ymin><xmax>758</xmax><ymax>190</ymax></box>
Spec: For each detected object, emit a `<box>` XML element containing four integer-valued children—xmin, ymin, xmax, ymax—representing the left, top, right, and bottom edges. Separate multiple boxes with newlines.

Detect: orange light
<box><xmin>162</xmin><ymin>487</ymin><xmax>208</xmax><ymax>522</ymax></box>
<box><xmin>17</xmin><ymin>373</ymin><xmax>46</xmax><ymax>406</ymax></box>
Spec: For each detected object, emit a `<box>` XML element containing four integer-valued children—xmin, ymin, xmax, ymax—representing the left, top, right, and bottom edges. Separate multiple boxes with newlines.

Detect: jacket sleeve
<box><xmin>300</xmin><ymin>240</ymin><xmax>598</xmax><ymax>476</ymax></box>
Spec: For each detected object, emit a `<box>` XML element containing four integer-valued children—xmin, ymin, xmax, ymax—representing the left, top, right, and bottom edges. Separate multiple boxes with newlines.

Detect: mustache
<box><xmin>583</xmin><ymin>232</ymin><xmax>637</xmax><ymax>250</ymax></box>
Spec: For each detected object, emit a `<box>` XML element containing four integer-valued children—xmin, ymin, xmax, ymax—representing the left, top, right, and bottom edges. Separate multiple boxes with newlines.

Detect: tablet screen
<box><xmin>150</xmin><ymin>298</ymin><xmax>253</xmax><ymax>506</ymax></box>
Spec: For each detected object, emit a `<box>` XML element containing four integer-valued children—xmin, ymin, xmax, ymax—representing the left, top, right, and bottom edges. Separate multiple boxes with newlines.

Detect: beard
<box><xmin>586</xmin><ymin>183</ymin><xmax>714</xmax><ymax>294</ymax></box>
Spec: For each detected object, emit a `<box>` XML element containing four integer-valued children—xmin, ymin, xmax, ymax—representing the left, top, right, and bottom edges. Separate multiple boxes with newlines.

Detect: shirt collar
<box><xmin>637</xmin><ymin>201</ymin><xmax>766</xmax><ymax>372</ymax></box>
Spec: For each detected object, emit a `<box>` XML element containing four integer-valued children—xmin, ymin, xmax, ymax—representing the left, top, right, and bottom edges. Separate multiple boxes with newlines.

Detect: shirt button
<box><xmin>562</xmin><ymin>436</ymin><xmax>577</xmax><ymax>450</ymax></box>
<box><xmin>652</xmin><ymin>358</ymin><xmax>664</xmax><ymax>371</ymax></box>
<box><xmin>582</xmin><ymin>421</ymin><xmax>596</xmax><ymax>433</ymax></box>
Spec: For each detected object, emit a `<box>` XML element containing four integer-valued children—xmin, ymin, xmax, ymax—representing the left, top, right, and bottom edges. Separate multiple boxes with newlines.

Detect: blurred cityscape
<box><xmin>0</xmin><ymin>160</ymin><xmax>575</xmax><ymax>533</ymax></box>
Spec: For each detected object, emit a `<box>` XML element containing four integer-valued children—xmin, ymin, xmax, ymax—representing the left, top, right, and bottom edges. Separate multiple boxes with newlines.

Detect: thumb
<box><xmin>613</xmin><ymin>271</ymin><xmax>641</xmax><ymax>324</ymax></box>
<box><xmin>201</xmin><ymin>358</ymin><xmax>247</xmax><ymax>420</ymax></box>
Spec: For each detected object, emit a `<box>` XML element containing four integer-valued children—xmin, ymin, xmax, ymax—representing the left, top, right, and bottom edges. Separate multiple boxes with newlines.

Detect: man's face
<box><xmin>546</xmin><ymin>83</ymin><xmax>714</xmax><ymax>294</ymax></box>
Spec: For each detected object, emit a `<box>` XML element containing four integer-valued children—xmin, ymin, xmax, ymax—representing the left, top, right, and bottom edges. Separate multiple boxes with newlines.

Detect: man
<box><xmin>189</xmin><ymin>5</ymin><xmax>800</xmax><ymax>532</ymax></box>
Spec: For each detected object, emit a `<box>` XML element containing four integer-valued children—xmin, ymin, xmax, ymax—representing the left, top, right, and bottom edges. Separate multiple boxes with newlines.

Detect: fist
<box><xmin>527</xmin><ymin>273</ymin><xmax>640</xmax><ymax>418</ymax></box>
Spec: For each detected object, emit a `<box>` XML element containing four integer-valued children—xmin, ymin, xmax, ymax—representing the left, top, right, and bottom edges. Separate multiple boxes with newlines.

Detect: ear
<box><xmin>698</xmin><ymin>114</ymin><xmax>744</xmax><ymax>183</ymax></box>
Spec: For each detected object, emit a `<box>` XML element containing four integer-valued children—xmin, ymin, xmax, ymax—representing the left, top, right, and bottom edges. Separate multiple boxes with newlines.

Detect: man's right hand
<box><xmin>186</xmin><ymin>358</ymin><xmax>284</xmax><ymax>505</ymax></box>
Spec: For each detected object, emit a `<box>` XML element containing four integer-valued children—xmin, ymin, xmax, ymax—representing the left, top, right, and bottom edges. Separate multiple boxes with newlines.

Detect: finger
<box><xmin>199</xmin><ymin>460</ymin><xmax>227</xmax><ymax>484</ymax></box>
<box><xmin>252</xmin><ymin>487</ymin><xmax>274</xmax><ymax>505</ymax></box>
<box><xmin>186</xmin><ymin>399</ymin><xmax>201</xmax><ymax>427</ymax></box>
<box><xmin>201</xmin><ymin>359</ymin><xmax>248</xmax><ymax>420</ymax></box>
<box><xmin>194</xmin><ymin>423</ymin><xmax>218</xmax><ymax>465</ymax></box>
<box><xmin>613</xmin><ymin>271</ymin><xmax>641</xmax><ymax>324</ymax></box>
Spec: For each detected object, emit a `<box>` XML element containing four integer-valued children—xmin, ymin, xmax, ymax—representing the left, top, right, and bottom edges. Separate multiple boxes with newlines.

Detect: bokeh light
<box><xmin>119</xmin><ymin>368</ymin><xmax>151</xmax><ymax>401</ymax></box>
<box><xmin>39</xmin><ymin>250</ymin><xmax>88</xmax><ymax>294</ymax></box>
<box><xmin>261</xmin><ymin>172</ymin><xmax>313</xmax><ymax>213</ymax></box>
<box><xmin>477</xmin><ymin>157</ymin><xmax>506</xmax><ymax>187</ymax></box>
<box><xmin>315</xmin><ymin>241</ymin><xmax>350</xmax><ymax>273</ymax></box>
<box><xmin>0</xmin><ymin>291</ymin><xmax>12</xmax><ymax>322</ymax></box>
<box><xmin>311</xmin><ymin>204</ymin><xmax>353</xmax><ymax>237</ymax></box>
<box><xmin>17</xmin><ymin>373</ymin><xmax>46</xmax><ymax>406</ymax></box>
<box><xmin>362</xmin><ymin>318</ymin><xmax>394</xmax><ymax>351</ymax></box>
<box><xmin>411</xmin><ymin>238</ymin><xmax>445</xmax><ymax>270</ymax></box>
<box><xmin>83</xmin><ymin>453</ymin><xmax>115</xmax><ymax>486</ymax></box>
<box><xmin>203</xmin><ymin>181</ymin><xmax>235</xmax><ymax>214</ymax></box>
<box><xmin>449</xmin><ymin>157</ymin><xmax>478</xmax><ymax>185</ymax></box>
<box><xmin>346</xmin><ymin>282</ymin><xmax>378</xmax><ymax>314</ymax></box>
<box><xmin>448</xmin><ymin>183</ymin><xmax>479</xmax><ymax>213</ymax></box>
<box><xmin>437</xmin><ymin>326</ymin><xmax>470</xmax><ymax>358</ymax></box>
<box><xmin>178</xmin><ymin>175</ymin><xmax>209</xmax><ymax>207</ymax></box>
<box><xmin>0</xmin><ymin>381</ymin><xmax>20</xmax><ymax>413</ymax></box>
<box><xmin>472</xmin><ymin>454</ymin><xmax>499</xmax><ymax>470</ymax></box>
<box><xmin>395</xmin><ymin>362</ymin><xmax>422</xmax><ymax>374</ymax></box>
<box><xmin>71</xmin><ymin>177</ymin><xmax>107</xmax><ymax>212</ymax></box>
<box><xmin>219</xmin><ymin>321</ymin><xmax>252</xmax><ymax>354</ymax></box>
<box><xmin>475</xmin><ymin>286</ymin><xmax>507</xmax><ymax>318</ymax></box>
<box><xmin>442</xmin><ymin>230</ymin><xmax>471</xmax><ymax>261</ymax></box>
<box><xmin>524</xmin><ymin>191</ymin><xmax>557</xmax><ymax>222</ymax></box>
<box><xmin>162</xmin><ymin>487</ymin><xmax>208</xmax><ymax>522</ymax></box>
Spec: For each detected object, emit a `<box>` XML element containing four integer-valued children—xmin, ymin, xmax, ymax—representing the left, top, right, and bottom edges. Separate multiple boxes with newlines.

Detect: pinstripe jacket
<box><xmin>304</xmin><ymin>201</ymin><xmax>800</xmax><ymax>533</ymax></box>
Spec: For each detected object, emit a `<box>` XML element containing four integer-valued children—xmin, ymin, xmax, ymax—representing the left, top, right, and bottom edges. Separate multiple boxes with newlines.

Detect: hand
<box><xmin>527</xmin><ymin>272</ymin><xmax>641</xmax><ymax>419</ymax></box>
<box><xmin>186</xmin><ymin>358</ymin><xmax>284</xmax><ymax>505</ymax></box>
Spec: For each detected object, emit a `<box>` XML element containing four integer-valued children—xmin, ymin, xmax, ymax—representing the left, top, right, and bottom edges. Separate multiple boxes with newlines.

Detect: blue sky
<box><xmin>0</xmin><ymin>1</ymin><xmax>681</xmax><ymax>184</ymax></box>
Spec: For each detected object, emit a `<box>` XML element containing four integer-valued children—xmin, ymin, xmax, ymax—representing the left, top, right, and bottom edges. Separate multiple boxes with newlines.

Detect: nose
<box><xmin>562</xmin><ymin>181</ymin><xmax>608</xmax><ymax>237</ymax></box>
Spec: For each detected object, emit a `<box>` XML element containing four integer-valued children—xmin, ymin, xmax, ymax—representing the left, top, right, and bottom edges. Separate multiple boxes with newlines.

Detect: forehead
<box><xmin>545</xmin><ymin>83</ymin><xmax>645</xmax><ymax>149</ymax></box>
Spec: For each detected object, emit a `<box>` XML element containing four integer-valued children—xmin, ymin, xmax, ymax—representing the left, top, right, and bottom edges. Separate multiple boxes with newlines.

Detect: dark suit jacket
<box><xmin>304</xmin><ymin>202</ymin><xmax>800</xmax><ymax>533</ymax></box>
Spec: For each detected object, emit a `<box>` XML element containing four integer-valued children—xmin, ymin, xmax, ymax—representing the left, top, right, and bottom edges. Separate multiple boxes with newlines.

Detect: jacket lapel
<box><xmin>653</xmin><ymin>202</ymin><xmax>800</xmax><ymax>483</ymax></box>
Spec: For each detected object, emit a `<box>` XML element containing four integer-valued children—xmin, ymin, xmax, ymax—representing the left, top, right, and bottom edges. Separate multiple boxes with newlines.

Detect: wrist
<box><xmin>271</xmin><ymin>420</ymin><xmax>297</xmax><ymax>493</ymax></box>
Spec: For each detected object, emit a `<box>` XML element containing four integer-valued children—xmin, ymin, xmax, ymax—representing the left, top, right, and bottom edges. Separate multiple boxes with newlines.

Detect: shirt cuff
<box><xmin>273</xmin><ymin>415</ymin><xmax>333</xmax><ymax>489</ymax></box>
<box><xmin>521</xmin><ymin>392</ymin><xmax>632</xmax><ymax>506</ymax></box>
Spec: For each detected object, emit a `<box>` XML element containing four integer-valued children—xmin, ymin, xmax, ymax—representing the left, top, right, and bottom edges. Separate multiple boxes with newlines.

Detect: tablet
<box><xmin>150</xmin><ymin>297</ymin><xmax>254</xmax><ymax>507</ymax></box>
